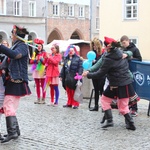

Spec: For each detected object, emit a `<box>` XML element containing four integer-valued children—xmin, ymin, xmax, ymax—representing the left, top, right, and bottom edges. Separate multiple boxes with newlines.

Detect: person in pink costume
<box><xmin>30</xmin><ymin>38</ymin><xmax>47</xmax><ymax>104</ymax></box>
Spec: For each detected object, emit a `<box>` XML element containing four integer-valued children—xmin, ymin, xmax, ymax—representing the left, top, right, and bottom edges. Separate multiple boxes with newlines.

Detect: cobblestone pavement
<box><xmin>0</xmin><ymin>80</ymin><xmax>150</xmax><ymax>150</ymax></box>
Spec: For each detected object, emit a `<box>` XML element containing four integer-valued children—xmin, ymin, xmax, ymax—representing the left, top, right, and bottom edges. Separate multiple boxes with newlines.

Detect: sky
<box><xmin>50</xmin><ymin>0</ymin><xmax>90</xmax><ymax>5</ymax></box>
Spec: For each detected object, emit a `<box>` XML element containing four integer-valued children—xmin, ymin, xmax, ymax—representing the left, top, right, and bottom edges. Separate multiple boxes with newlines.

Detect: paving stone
<box><xmin>0</xmin><ymin>81</ymin><xmax>150</xmax><ymax>150</ymax></box>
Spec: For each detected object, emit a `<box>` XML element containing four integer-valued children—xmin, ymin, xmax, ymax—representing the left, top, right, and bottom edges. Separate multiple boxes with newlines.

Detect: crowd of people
<box><xmin>0</xmin><ymin>24</ymin><xmax>142</xmax><ymax>143</ymax></box>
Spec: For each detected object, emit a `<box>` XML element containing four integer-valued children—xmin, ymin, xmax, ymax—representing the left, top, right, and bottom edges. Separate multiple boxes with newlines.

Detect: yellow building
<box><xmin>99</xmin><ymin>0</ymin><xmax>149</xmax><ymax>60</ymax></box>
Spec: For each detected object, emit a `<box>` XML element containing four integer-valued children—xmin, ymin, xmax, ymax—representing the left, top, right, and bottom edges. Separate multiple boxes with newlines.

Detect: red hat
<box><xmin>34</xmin><ymin>38</ymin><xmax>44</xmax><ymax>45</ymax></box>
<box><xmin>104</xmin><ymin>36</ymin><xmax>116</xmax><ymax>45</ymax></box>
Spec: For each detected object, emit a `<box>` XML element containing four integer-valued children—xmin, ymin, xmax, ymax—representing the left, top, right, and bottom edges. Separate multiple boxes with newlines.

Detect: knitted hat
<box><xmin>104</xmin><ymin>36</ymin><xmax>116</xmax><ymax>46</ymax></box>
<box><xmin>104</xmin><ymin>36</ymin><xmax>121</xmax><ymax>49</ymax></box>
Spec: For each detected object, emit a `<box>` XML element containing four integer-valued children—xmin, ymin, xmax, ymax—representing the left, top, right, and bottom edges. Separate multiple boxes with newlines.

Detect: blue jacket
<box><xmin>0</xmin><ymin>40</ymin><xmax>29</xmax><ymax>82</ymax></box>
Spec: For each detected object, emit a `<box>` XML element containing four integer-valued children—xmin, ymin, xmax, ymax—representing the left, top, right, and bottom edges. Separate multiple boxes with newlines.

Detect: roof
<box><xmin>44</xmin><ymin>39</ymin><xmax>90</xmax><ymax>52</ymax></box>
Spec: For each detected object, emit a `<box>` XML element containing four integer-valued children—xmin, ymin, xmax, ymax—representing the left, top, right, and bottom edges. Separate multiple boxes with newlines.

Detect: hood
<box><xmin>127</xmin><ymin>42</ymin><xmax>136</xmax><ymax>49</ymax></box>
<box><xmin>106</xmin><ymin>48</ymin><xmax>123</xmax><ymax>60</ymax></box>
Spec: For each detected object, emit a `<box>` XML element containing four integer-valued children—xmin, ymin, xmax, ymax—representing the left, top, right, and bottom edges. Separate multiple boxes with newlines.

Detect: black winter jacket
<box><xmin>124</xmin><ymin>42</ymin><xmax>142</xmax><ymax>61</ymax></box>
<box><xmin>60</xmin><ymin>54</ymin><xmax>83</xmax><ymax>76</ymax></box>
<box><xmin>87</xmin><ymin>48</ymin><xmax>133</xmax><ymax>86</ymax></box>
<box><xmin>60</xmin><ymin>54</ymin><xmax>83</xmax><ymax>89</ymax></box>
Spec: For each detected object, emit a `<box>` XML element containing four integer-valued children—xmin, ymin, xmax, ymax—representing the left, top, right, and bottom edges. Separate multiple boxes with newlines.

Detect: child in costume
<box><xmin>45</xmin><ymin>44</ymin><xmax>62</xmax><ymax>106</ymax></box>
<box><xmin>30</xmin><ymin>38</ymin><xmax>47</xmax><ymax>104</ymax></box>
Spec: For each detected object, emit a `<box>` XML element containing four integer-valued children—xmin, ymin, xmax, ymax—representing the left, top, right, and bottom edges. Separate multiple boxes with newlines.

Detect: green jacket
<box><xmin>88</xmin><ymin>50</ymin><xmax>133</xmax><ymax>78</ymax></box>
<box><xmin>88</xmin><ymin>50</ymin><xmax>133</xmax><ymax>72</ymax></box>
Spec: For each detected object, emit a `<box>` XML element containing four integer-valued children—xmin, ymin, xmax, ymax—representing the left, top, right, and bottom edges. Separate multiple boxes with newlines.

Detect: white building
<box><xmin>99</xmin><ymin>0</ymin><xmax>150</xmax><ymax>60</ymax></box>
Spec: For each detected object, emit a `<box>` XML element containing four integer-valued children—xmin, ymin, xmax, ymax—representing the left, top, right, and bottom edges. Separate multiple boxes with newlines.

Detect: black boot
<box><xmin>15</xmin><ymin>117</ymin><xmax>20</xmax><ymax>136</ymax></box>
<box><xmin>0</xmin><ymin>134</ymin><xmax>4</xmax><ymax>140</ymax></box>
<box><xmin>100</xmin><ymin>114</ymin><xmax>106</xmax><ymax>124</ymax></box>
<box><xmin>1</xmin><ymin>116</ymin><xmax>18</xmax><ymax>143</ymax></box>
<box><xmin>3</xmin><ymin>116</ymin><xmax>20</xmax><ymax>137</ymax></box>
<box><xmin>101</xmin><ymin>109</ymin><xmax>114</xmax><ymax>128</ymax></box>
<box><xmin>89</xmin><ymin>105</ymin><xmax>99</xmax><ymax>111</ymax></box>
<box><xmin>124</xmin><ymin>113</ymin><xmax>136</xmax><ymax>130</ymax></box>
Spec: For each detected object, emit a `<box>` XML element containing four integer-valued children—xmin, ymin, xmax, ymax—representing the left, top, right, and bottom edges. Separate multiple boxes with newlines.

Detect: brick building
<box><xmin>0</xmin><ymin>0</ymin><xmax>91</xmax><ymax>57</ymax></box>
<box><xmin>46</xmin><ymin>1</ymin><xmax>90</xmax><ymax>42</ymax></box>
<box><xmin>45</xmin><ymin>1</ymin><xmax>90</xmax><ymax>58</ymax></box>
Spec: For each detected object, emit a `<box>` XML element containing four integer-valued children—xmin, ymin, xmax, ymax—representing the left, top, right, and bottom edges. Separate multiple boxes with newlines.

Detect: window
<box><xmin>124</xmin><ymin>0</ymin><xmax>138</xmax><ymax>19</ymax></box>
<box><xmin>79</xmin><ymin>6</ymin><xmax>84</xmax><ymax>17</ymax></box>
<box><xmin>130</xmin><ymin>38</ymin><xmax>138</xmax><ymax>47</ymax></box>
<box><xmin>0</xmin><ymin>0</ymin><xmax>6</xmax><ymax>15</ymax></box>
<box><xmin>29</xmin><ymin>1</ymin><xmax>36</xmax><ymax>17</ymax></box>
<box><xmin>14</xmin><ymin>0</ymin><xmax>22</xmax><ymax>16</ymax></box>
<box><xmin>96</xmin><ymin>17</ymin><xmax>99</xmax><ymax>30</ymax></box>
<box><xmin>53</xmin><ymin>4</ymin><xmax>59</xmax><ymax>16</ymax></box>
<box><xmin>96</xmin><ymin>0</ymin><xmax>100</xmax><ymax>6</ymax></box>
<box><xmin>68</xmin><ymin>5</ymin><xmax>74</xmax><ymax>16</ymax></box>
<box><xmin>96</xmin><ymin>6</ymin><xmax>99</xmax><ymax>30</ymax></box>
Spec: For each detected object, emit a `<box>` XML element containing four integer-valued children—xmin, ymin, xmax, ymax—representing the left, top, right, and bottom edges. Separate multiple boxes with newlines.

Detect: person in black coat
<box><xmin>60</xmin><ymin>45</ymin><xmax>83</xmax><ymax>109</ymax></box>
<box><xmin>89</xmin><ymin>37</ymin><xmax>105</xmax><ymax>111</ymax></box>
<box><xmin>83</xmin><ymin>37</ymin><xmax>136</xmax><ymax>131</ymax></box>
<box><xmin>120</xmin><ymin>35</ymin><xmax>142</xmax><ymax>117</ymax></box>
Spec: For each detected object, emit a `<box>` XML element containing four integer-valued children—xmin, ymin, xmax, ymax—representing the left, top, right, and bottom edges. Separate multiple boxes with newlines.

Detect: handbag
<box><xmin>73</xmin><ymin>80</ymin><xmax>83</xmax><ymax>103</ymax></box>
<box><xmin>65</xmin><ymin>72</ymin><xmax>77</xmax><ymax>90</ymax></box>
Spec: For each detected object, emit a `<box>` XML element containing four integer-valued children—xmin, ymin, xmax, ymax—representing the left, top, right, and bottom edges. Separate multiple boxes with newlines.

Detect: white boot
<box><xmin>34</xmin><ymin>98</ymin><xmax>40</xmax><ymax>104</ymax></box>
<box><xmin>38</xmin><ymin>98</ymin><xmax>45</xmax><ymax>104</ymax></box>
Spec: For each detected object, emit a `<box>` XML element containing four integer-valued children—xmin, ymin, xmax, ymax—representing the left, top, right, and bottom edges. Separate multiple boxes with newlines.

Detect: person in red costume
<box><xmin>30</xmin><ymin>38</ymin><xmax>47</xmax><ymax>104</ymax></box>
<box><xmin>60</xmin><ymin>45</ymin><xmax>83</xmax><ymax>109</ymax></box>
<box><xmin>45</xmin><ymin>44</ymin><xmax>62</xmax><ymax>106</ymax></box>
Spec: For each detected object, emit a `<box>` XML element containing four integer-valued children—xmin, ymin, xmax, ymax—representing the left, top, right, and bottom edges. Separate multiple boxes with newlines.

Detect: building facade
<box><xmin>0</xmin><ymin>0</ymin><xmax>46</xmax><ymax>46</ymax></box>
<box><xmin>46</xmin><ymin>1</ymin><xmax>90</xmax><ymax>43</ymax></box>
<box><xmin>90</xmin><ymin>0</ymin><xmax>100</xmax><ymax>39</ymax></box>
<box><xmin>100</xmin><ymin>0</ymin><xmax>149</xmax><ymax>60</ymax></box>
<box><xmin>0</xmin><ymin>0</ymin><xmax>91</xmax><ymax>57</ymax></box>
